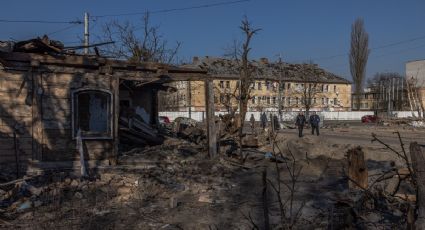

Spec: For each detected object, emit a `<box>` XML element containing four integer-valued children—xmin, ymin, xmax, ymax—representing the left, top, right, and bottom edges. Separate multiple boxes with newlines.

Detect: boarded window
<box><xmin>73</xmin><ymin>89</ymin><xmax>112</xmax><ymax>139</ymax></box>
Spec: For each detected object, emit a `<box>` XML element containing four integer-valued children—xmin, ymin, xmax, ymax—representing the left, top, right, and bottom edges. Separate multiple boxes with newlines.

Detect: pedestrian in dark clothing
<box><xmin>260</xmin><ymin>112</ymin><xmax>267</xmax><ymax>130</ymax></box>
<box><xmin>309</xmin><ymin>111</ymin><xmax>320</xmax><ymax>136</ymax></box>
<box><xmin>249</xmin><ymin>114</ymin><xmax>256</xmax><ymax>132</ymax></box>
<box><xmin>273</xmin><ymin>115</ymin><xmax>280</xmax><ymax>131</ymax></box>
<box><xmin>295</xmin><ymin>111</ymin><xmax>306</xmax><ymax>137</ymax></box>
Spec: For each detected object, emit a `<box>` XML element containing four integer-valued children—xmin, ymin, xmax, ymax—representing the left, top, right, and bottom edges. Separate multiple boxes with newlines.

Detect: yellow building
<box><xmin>159</xmin><ymin>57</ymin><xmax>352</xmax><ymax>112</ymax></box>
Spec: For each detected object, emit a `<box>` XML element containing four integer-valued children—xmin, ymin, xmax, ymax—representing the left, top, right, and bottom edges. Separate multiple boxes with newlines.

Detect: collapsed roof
<box><xmin>0</xmin><ymin>36</ymin><xmax>207</xmax><ymax>82</ymax></box>
<box><xmin>182</xmin><ymin>56</ymin><xmax>351</xmax><ymax>84</ymax></box>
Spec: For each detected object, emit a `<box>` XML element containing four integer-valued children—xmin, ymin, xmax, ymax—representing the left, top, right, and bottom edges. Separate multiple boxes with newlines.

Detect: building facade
<box><xmin>160</xmin><ymin>57</ymin><xmax>352</xmax><ymax>112</ymax></box>
<box><xmin>406</xmin><ymin>60</ymin><xmax>425</xmax><ymax>113</ymax></box>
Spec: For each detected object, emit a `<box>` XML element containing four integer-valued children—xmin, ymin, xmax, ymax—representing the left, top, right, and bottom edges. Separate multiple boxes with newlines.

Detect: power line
<box><xmin>298</xmin><ymin>34</ymin><xmax>425</xmax><ymax>63</ymax></box>
<box><xmin>321</xmin><ymin>42</ymin><xmax>425</xmax><ymax>70</ymax></box>
<box><xmin>0</xmin><ymin>19</ymin><xmax>82</xmax><ymax>24</ymax></box>
<box><xmin>92</xmin><ymin>0</ymin><xmax>250</xmax><ymax>18</ymax></box>
<box><xmin>47</xmin><ymin>24</ymin><xmax>80</xmax><ymax>36</ymax></box>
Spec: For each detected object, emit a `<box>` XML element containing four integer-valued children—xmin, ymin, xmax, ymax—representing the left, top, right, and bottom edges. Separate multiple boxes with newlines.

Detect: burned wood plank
<box><xmin>112</xmin><ymin>75</ymin><xmax>119</xmax><ymax>164</ymax></box>
<box><xmin>347</xmin><ymin>146</ymin><xmax>368</xmax><ymax>189</ymax></box>
<box><xmin>410</xmin><ymin>142</ymin><xmax>425</xmax><ymax>229</ymax></box>
<box><xmin>205</xmin><ymin>79</ymin><xmax>217</xmax><ymax>158</ymax></box>
<box><xmin>0</xmin><ymin>137</ymin><xmax>32</xmax><ymax>150</ymax></box>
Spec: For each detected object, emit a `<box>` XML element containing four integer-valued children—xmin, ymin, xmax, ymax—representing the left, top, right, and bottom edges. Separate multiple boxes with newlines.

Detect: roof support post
<box><xmin>205</xmin><ymin>79</ymin><xmax>217</xmax><ymax>158</ymax></box>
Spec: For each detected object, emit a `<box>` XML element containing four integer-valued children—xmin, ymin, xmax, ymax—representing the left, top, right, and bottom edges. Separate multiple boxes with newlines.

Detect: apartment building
<box><xmin>159</xmin><ymin>57</ymin><xmax>352</xmax><ymax>112</ymax></box>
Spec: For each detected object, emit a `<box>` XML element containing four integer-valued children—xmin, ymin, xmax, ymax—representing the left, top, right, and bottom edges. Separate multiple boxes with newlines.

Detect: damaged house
<box><xmin>0</xmin><ymin>37</ymin><xmax>207</xmax><ymax>170</ymax></box>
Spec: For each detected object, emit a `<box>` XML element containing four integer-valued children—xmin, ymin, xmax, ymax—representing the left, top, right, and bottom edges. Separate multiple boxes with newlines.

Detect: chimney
<box><xmin>259</xmin><ymin>57</ymin><xmax>269</xmax><ymax>64</ymax></box>
<box><xmin>192</xmin><ymin>56</ymin><xmax>199</xmax><ymax>64</ymax></box>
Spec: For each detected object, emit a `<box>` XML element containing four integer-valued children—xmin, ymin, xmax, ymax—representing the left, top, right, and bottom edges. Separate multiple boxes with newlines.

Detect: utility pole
<box><xmin>84</xmin><ymin>12</ymin><xmax>89</xmax><ymax>54</ymax></box>
<box><xmin>387</xmin><ymin>79</ymin><xmax>391</xmax><ymax>117</ymax></box>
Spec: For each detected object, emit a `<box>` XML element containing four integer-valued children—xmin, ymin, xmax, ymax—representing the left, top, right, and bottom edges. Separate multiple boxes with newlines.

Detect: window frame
<box><xmin>71</xmin><ymin>88</ymin><xmax>113</xmax><ymax>140</ymax></box>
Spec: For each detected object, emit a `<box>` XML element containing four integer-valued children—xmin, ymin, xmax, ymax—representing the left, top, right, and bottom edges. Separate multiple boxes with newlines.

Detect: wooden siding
<box><xmin>0</xmin><ymin>67</ymin><xmax>115</xmax><ymax>164</ymax></box>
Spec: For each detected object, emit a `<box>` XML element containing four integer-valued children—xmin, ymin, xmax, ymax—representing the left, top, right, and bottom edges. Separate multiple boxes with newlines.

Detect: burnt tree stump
<box><xmin>347</xmin><ymin>146</ymin><xmax>368</xmax><ymax>189</ymax></box>
<box><xmin>410</xmin><ymin>142</ymin><xmax>425</xmax><ymax>229</ymax></box>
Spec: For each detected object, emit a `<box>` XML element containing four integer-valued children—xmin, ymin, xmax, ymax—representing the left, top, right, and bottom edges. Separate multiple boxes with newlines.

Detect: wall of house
<box><xmin>0</xmin><ymin>66</ymin><xmax>115</xmax><ymax>164</ymax></box>
<box><xmin>161</xmin><ymin>80</ymin><xmax>352</xmax><ymax>112</ymax></box>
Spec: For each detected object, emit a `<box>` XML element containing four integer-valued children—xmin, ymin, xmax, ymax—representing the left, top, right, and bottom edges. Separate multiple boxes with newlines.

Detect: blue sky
<box><xmin>1</xmin><ymin>0</ymin><xmax>425</xmax><ymax>80</ymax></box>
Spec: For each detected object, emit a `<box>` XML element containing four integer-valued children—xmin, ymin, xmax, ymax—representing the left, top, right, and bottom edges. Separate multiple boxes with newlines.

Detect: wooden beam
<box><xmin>205</xmin><ymin>79</ymin><xmax>217</xmax><ymax>158</ymax></box>
<box><xmin>111</xmin><ymin>75</ymin><xmax>119</xmax><ymax>165</ymax></box>
<box><xmin>347</xmin><ymin>146</ymin><xmax>368</xmax><ymax>189</ymax></box>
<box><xmin>410</xmin><ymin>142</ymin><xmax>425</xmax><ymax>229</ymax></box>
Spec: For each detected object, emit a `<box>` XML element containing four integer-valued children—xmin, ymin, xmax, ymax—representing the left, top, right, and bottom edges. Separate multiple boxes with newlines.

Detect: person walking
<box><xmin>260</xmin><ymin>112</ymin><xmax>268</xmax><ymax>130</ymax></box>
<box><xmin>309</xmin><ymin>111</ymin><xmax>320</xmax><ymax>136</ymax></box>
<box><xmin>295</xmin><ymin>111</ymin><xmax>306</xmax><ymax>137</ymax></box>
<box><xmin>249</xmin><ymin>114</ymin><xmax>256</xmax><ymax>133</ymax></box>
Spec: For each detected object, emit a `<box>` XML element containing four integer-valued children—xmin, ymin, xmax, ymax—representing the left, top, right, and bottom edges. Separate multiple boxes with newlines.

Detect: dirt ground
<box><xmin>0</xmin><ymin>122</ymin><xmax>423</xmax><ymax>229</ymax></box>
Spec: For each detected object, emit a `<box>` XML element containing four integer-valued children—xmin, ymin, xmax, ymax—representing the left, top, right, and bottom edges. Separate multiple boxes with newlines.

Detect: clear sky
<box><xmin>1</xmin><ymin>0</ymin><xmax>425</xmax><ymax>81</ymax></box>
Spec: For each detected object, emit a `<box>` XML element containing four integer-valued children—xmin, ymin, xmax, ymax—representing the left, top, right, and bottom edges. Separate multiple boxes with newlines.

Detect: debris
<box><xmin>410</xmin><ymin>120</ymin><xmax>425</xmax><ymax>128</ymax></box>
<box><xmin>16</xmin><ymin>200</ymin><xmax>31</xmax><ymax>212</ymax></box>
<box><xmin>169</xmin><ymin>197</ymin><xmax>178</xmax><ymax>208</ymax></box>
<box><xmin>198</xmin><ymin>194</ymin><xmax>214</xmax><ymax>203</ymax></box>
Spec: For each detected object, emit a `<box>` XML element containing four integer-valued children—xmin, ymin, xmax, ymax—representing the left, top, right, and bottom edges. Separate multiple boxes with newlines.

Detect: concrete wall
<box><xmin>159</xmin><ymin>110</ymin><xmax>419</xmax><ymax>122</ymax></box>
<box><xmin>406</xmin><ymin>60</ymin><xmax>425</xmax><ymax>87</ymax></box>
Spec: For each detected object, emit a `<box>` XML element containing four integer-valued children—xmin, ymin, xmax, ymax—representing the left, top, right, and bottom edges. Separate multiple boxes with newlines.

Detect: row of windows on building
<box><xmin>216</xmin><ymin>93</ymin><xmax>339</xmax><ymax>106</ymax></box>
<box><xmin>248</xmin><ymin>96</ymin><xmax>339</xmax><ymax>106</ymax></box>
<box><xmin>217</xmin><ymin>80</ymin><xmax>338</xmax><ymax>92</ymax></box>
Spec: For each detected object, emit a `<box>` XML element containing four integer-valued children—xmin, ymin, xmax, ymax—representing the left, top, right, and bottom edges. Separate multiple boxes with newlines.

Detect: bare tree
<box><xmin>300</xmin><ymin>65</ymin><xmax>320</xmax><ymax>118</ymax></box>
<box><xmin>237</xmin><ymin>17</ymin><xmax>260</xmax><ymax>155</ymax></box>
<box><xmin>367</xmin><ymin>72</ymin><xmax>406</xmax><ymax>112</ymax></box>
<box><xmin>349</xmin><ymin>18</ymin><xmax>370</xmax><ymax>111</ymax></box>
<box><xmin>406</xmin><ymin>77</ymin><xmax>424</xmax><ymax>118</ymax></box>
<box><xmin>101</xmin><ymin>11</ymin><xmax>180</xmax><ymax>64</ymax></box>
<box><xmin>224</xmin><ymin>17</ymin><xmax>260</xmax><ymax>156</ymax></box>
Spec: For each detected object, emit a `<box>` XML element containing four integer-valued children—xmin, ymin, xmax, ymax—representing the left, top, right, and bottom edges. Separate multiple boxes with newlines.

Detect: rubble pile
<box><xmin>0</xmin><ymin>124</ymin><xmax>421</xmax><ymax>229</ymax></box>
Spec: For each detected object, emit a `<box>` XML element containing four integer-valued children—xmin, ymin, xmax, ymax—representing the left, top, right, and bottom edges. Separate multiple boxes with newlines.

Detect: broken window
<box><xmin>72</xmin><ymin>89</ymin><xmax>112</xmax><ymax>139</ymax></box>
<box><xmin>258</xmin><ymin>82</ymin><xmax>262</xmax><ymax>90</ymax></box>
<box><xmin>226</xmin><ymin>81</ymin><xmax>230</xmax><ymax>88</ymax></box>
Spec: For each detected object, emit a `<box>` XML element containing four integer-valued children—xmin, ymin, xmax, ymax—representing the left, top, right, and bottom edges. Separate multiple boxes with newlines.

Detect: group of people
<box><xmin>249</xmin><ymin>111</ymin><xmax>321</xmax><ymax>138</ymax></box>
<box><xmin>295</xmin><ymin>111</ymin><xmax>320</xmax><ymax>137</ymax></box>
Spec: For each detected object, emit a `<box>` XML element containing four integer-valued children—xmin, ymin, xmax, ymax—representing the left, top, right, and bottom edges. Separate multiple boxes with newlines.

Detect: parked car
<box><xmin>159</xmin><ymin>116</ymin><xmax>171</xmax><ymax>124</ymax></box>
<box><xmin>361</xmin><ymin>115</ymin><xmax>378</xmax><ymax>123</ymax></box>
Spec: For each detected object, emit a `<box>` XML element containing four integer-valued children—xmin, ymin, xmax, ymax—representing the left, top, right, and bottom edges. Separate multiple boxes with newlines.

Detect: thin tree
<box><xmin>349</xmin><ymin>18</ymin><xmax>370</xmax><ymax>110</ymax></box>
<box><xmin>226</xmin><ymin>16</ymin><xmax>260</xmax><ymax>157</ymax></box>
<box><xmin>300</xmin><ymin>64</ymin><xmax>319</xmax><ymax>118</ymax></box>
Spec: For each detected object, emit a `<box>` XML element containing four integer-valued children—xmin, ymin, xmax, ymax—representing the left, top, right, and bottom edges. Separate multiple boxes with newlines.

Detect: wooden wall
<box><xmin>0</xmin><ymin>66</ymin><xmax>115</xmax><ymax>164</ymax></box>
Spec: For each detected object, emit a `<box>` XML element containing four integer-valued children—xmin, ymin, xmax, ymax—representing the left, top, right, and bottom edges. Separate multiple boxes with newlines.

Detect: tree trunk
<box><xmin>410</xmin><ymin>142</ymin><xmax>425</xmax><ymax>229</ymax></box>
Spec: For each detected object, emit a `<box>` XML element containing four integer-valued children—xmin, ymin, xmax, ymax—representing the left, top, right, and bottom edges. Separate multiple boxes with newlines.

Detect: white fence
<box><xmin>159</xmin><ymin>110</ymin><xmax>421</xmax><ymax>122</ymax></box>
